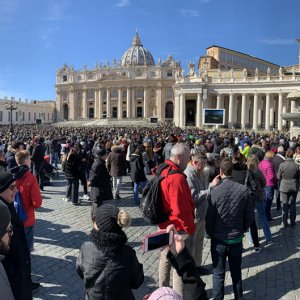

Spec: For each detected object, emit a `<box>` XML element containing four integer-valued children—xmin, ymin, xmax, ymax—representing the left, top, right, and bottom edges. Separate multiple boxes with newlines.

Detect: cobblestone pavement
<box><xmin>32</xmin><ymin>173</ymin><xmax>300</xmax><ymax>300</ymax></box>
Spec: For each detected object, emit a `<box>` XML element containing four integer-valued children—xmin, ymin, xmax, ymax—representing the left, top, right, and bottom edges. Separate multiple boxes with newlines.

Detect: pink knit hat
<box><xmin>147</xmin><ymin>287</ymin><xmax>182</xmax><ymax>300</ymax></box>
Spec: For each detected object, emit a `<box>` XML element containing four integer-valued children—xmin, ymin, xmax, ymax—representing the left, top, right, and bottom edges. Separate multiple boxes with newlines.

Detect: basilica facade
<box><xmin>55</xmin><ymin>33</ymin><xmax>300</xmax><ymax>130</ymax></box>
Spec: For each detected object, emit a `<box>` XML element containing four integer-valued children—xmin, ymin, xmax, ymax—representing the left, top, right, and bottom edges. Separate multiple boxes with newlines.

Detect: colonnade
<box><xmin>175</xmin><ymin>91</ymin><xmax>294</xmax><ymax>130</ymax></box>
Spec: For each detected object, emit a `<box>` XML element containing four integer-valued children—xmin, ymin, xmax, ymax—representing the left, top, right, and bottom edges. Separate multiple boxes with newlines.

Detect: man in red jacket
<box><xmin>158</xmin><ymin>143</ymin><xmax>195</xmax><ymax>296</ymax></box>
<box><xmin>13</xmin><ymin>150</ymin><xmax>43</xmax><ymax>253</ymax></box>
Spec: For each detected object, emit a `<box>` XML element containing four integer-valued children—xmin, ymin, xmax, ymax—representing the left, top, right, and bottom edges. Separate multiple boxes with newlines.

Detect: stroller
<box><xmin>43</xmin><ymin>155</ymin><xmax>59</xmax><ymax>185</ymax></box>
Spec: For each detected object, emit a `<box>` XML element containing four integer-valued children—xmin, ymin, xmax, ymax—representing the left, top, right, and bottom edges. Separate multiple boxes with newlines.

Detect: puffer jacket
<box><xmin>184</xmin><ymin>164</ymin><xmax>209</xmax><ymax>223</ymax></box>
<box><xmin>76</xmin><ymin>230</ymin><xmax>144</xmax><ymax>300</ymax></box>
<box><xmin>130</xmin><ymin>153</ymin><xmax>147</xmax><ymax>182</ymax></box>
<box><xmin>107</xmin><ymin>146</ymin><xmax>127</xmax><ymax>177</ymax></box>
<box><xmin>12</xmin><ymin>165</ymin><xmax>42</xmax><ymax>227</ymax></box>
<box><xmin>206</xmin><ymin>177</ymin><xmax>254</xmax><ymax>241</ymax></box>
<box><xmin>158</xmin><ymin>160</ymin><xmax>195</xmax><ymax>235</ymax></box>
<box><xmin>259</xmin><ymin>158</ymin><xmax>277</xmax><ymax>187</ymax></box>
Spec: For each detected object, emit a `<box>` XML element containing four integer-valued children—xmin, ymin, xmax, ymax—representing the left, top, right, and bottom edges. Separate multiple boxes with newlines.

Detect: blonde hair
<box><xmin>117</xmin><ymin>210</ymin><xmax>131</xmax><ymax>228</ymax></box>
<box><xmin>15</xmin><ymin>150</ymin><xmax>30</xmax><ymax>166</ymax></box>
<box><xmin>247</xmin><ymin>155</ymin><xmax>258</xmax><ymax>171</ymax></box>
<box><xmin>265</xmin><ymin>151</ymin><xmax>275</xmax><ymax>160</ymax></box>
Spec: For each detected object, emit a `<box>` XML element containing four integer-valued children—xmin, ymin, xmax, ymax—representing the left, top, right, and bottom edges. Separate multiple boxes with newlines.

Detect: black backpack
<box><xmin>140</xmin><ymin>162</ymin><xmax>182</xmax><ymax>225</ymax></box>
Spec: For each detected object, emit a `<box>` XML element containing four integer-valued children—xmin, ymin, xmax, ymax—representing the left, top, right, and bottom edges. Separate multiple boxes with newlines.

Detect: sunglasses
<box><xmin>6</xmin><ymin>226</ymin><xmax>13</xmax><ymax>238</ymax></box>
<box><xmin>8</xmin><ymin>184</ymin><xmax>16</xmax><ymax>191</ymax></box>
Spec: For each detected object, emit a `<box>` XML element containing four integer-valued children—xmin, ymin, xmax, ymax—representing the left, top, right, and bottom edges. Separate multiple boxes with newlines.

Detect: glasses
<box><xmin>8</xmin><ymin>184</ymin><xmax>16</xmax><ymax>191</ymax></box>
<box><xmin>6</xmin><ymin>226</ymin><xmax>13</xmax><ymax>238</ymax></box>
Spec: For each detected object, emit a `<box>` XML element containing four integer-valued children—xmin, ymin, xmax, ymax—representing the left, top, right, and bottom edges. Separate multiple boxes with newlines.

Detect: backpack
<box><xmin>140</xmin><ymin>162</ymin><xmax>182</xmax><ymax>225</ymax></box>
<box><xmin>14</xmin><ymin>191</ymin><xmax>28</xmax><ymax>222</ymax></box>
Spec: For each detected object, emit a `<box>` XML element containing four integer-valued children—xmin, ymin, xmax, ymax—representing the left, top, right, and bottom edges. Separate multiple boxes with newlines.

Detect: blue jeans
<box><xmin>50</xmin><ymin>151</ymin><xmax>59</xmax><ymax>168</ymax></box>
<box><xmin>24</xmin><ymin>226</ymin><xmax>34</xmax><ymax>253</ymax></box>
<box><xmin>256</xmin><ymin>200</ymin><xmax>272</xmax><ymax>241</ymax></box>
<box><xmin>211</xmin><ymin>237</ymin><xmax>243</xmax><ymax>300</ymax></box>
<box><xmin>133</xmin><ymin>181</ymin><xmax>147</xmax><ymax>204</ymax></box>
<box><xmin>264</xmin><ymin>186</ymin><xmax>275</xmax><ymax>221</ymax></box>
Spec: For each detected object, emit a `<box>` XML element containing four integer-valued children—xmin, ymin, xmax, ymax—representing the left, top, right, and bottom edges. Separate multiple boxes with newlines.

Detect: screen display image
<box><xmin>147</xmin><ymin>233</ymin><xmax>170</xmax><ymax>251</ymax></box>
<box><xmin>203</xmin><ymin>109</ymin><xmax>225</xmax><ymax>125</ymax></box>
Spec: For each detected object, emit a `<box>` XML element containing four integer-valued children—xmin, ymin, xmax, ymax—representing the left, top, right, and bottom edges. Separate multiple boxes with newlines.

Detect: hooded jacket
<box><xmin>11</xmin><ymin>165</ymin><xmax>42</xmax><ymax>227</ymax></box>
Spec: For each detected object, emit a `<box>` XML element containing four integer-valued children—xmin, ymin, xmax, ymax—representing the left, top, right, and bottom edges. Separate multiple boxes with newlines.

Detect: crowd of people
<box><xmin>0</xmin><ymin>123</ymin><xmax>299</xmax><ymax>300</ymax></box>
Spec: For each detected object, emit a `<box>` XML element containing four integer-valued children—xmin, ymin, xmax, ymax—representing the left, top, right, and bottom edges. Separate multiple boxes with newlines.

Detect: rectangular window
<box><xmin>111</xmin><ymin>90</ymin><xmax>118</xmax><ymax>98</ymax></box>
<box><xmin>167</xmin><ymin>70</ymin><xmax>173</xmax><ymax>77</ymax></box>
<box><xmin>167</xmin><ymin>88</ymin><xmax>173</xmax><ymax>98</ymax></box>
<box><xmin>102</xmin><ymin>91</ymin><xmax>107</xmax><ymax>100</ymax></box>
<box><xmin>63</xmin><ymin>75</ymin><xmax>67</xmax><ymax>82</ymax></box>
<box><xmin>87</xmin><ymin>89</ymin><xmax>94</xmax><ymax>100</ymax></box>
<box><xmin>122</xmin><ymin>90</ymin><xmax>127</xmax><ymax>98</ymax></box>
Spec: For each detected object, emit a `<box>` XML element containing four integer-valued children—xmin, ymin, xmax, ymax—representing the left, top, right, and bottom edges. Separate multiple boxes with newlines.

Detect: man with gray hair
<box><xmin>272</xmin><ymin>145</ymin><xmax>285</xmax><ymax>210</ymax></box>
<box><xmin>158</xmin><ymin>143</ymin><xmax>195</xmax><ymax>296</ymax></box>
<box><xmin>184</xmin><ymin>152</ymin><xmax>219</xmax><ymax>275</ymax></box>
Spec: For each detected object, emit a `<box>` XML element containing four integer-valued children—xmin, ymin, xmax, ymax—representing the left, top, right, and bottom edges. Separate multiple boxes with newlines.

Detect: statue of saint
<box><xmin>243</xmin><ymin>68</ymin><xmax>247</xmax><ymax>78</ymax></box>
<box><xmin>267</xmin><ymin>66</ymin><xmax>271</xmax><ymax>76</ymax></box>
<box><xmin>188</xmin><ymin>61</ymin><xmax>195</xmax><ymax>77</ymax></box>
<box><xmin>255</xmin><ymin>67</ymin><xmax>259</xmax><ymax>77</ymax></box>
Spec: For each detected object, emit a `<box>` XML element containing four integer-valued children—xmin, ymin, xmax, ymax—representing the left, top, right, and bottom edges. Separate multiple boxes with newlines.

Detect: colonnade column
<box><xmin>106</xmin><ymin>89</ymin><xmax>111</xmax><ymax>119</ymax></box>
<box><xmin>282</xmin><ymin>99</ymin><xmax>287</xmax><ymax>127</ymax></box>
<box><xmin>241</xmin><ymin>94</ymin><xmax>246</xmax><ymax>129</ymax></box>
<box><xmin>253</xmin><ymin>93</ymin><xmax>258</xmax><ymax>130</ymax></box>
<box><xmin>126</xmin><ymin>88</ymin><xmax>131</xmax><ymax>118</ymax></box>
<box><xmin>265</xmin><ymin>94</ymin><xmax>270</xmax><ymax>130</ymax></box>
<box><xmin>99</xmin><ymin>89</ymin><xmax>103</xmax><ymax>119</ymax></box>
<box><xmin>131</xmin><ymin>88</ymin><xmax>136</xmax><ymax>118</ymax></box>
<box><xmin>196</xmin><ymin>92</ymin><xmax>202</xmax><ymax>128</ymax></box>
<box><xmin>144</xmin><ymin>88</ymin><xmax>148</xmax><ymax>118</ymax></box>
<box><xmin>94</xmin><ymin>90</ymin><xmax>99</xmax><ymax>119</ymax></box>
<box><xmin>228</xmin><ymin>94</ymin><xmax>234</xmax><ymax>128</ymax></box>
<box><xmin>278</xmin><ymin>93</ymin><xmax>283</xmax><ymax>130</ymax></box>
<box><xmin>270</xmin><ymin>97</ymin><xmax>274</xmax><ymax>128</ymax></box>
<box><xmin>82</xmin><ymin>90</ymin><xmax>87</xmax><ymax>119</ymax></box>
<box><xmin>118</xmin><ymin>88</ymin><xmax>122</xmax><ymax>119</ymax></box>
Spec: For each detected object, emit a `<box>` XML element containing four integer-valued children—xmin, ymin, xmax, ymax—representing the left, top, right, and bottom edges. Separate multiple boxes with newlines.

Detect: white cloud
<box><xmin>116</xmin><ymin>0</ymin><xmax>131</xmax><ymax>8</ymax></box>
<box><xmin>179</xmin><ymin>9</ymin><xmax>200</xmax><ymax>18</ymax></box>
<box><xmin>260</xmin><ymin>38</ymin><xmax>296</xmax><ymax>45</ymax></box>
<box><xmin>45</xmin><ymin>1</ymin><xmax>70</xmax><ymax>21</ymax></box>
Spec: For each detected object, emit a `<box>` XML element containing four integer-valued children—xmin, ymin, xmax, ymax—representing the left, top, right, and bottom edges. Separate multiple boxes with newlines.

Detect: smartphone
<box><xmin>142</xmin><ymin>230</ymin><xmax>174</xmax><ymax>253</ymax></box>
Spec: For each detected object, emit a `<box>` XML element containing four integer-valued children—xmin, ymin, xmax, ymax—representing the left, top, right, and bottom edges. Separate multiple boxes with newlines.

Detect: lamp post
<box><xmin>4</xmin><ymin>97</ymin><xmax>18</xmax><ymax>133</ymax></box>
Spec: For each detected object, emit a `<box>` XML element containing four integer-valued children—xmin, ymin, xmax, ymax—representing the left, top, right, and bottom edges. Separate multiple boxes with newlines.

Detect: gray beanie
<box><xmin>0</xmin><ymin>201</ymin><xmax>11</xmax><ymax>238</ymax></box>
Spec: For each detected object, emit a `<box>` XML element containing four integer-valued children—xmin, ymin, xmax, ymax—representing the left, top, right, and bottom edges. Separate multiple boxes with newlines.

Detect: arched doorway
<box><xmin>63</xmin><ymin>104</ymin><xmax>69</xmax><ymax>120</ymax></box>
<box><xmin>165</xmin><ymin>101</ymin><xmax>174</xmax><ymax>119</ymax></box>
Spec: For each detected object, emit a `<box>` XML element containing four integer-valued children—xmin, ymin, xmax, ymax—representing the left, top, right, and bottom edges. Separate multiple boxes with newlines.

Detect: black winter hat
<box><xmin>94</xmin><ymin>204</ymin><xmax>121</xmax><ymax>233</ymax></box>
<box><xmin>0</xmin><ymin>201</ymin><xmax>11</xmax><ymax>238</ymax></box>
<box><xmin>0</xmin><ymin>172</ymin><xmax>15</xmax><ymax>193</ymax></box>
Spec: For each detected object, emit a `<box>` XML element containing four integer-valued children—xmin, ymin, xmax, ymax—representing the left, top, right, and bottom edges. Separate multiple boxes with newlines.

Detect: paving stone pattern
<box><xmin>32</xmin><ymin>173</ymin><xmax>300</xmax><ymax>300</ymax></box>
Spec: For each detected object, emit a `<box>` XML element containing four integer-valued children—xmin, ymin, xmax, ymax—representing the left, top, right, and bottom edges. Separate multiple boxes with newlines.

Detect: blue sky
<box><xmin>0</xmin><ymin>0</ymin><xmax>299</xmax><ymax>100</ymax></box>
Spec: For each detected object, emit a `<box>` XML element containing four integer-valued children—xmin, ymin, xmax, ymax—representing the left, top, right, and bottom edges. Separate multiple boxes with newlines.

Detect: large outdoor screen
<box><xmin>203</xmin><ymin>109</ymin><xmax>225</xmax><ymax>125</ymax></box>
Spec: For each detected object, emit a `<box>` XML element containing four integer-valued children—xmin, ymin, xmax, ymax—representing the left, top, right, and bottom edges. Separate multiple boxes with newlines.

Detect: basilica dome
<box><xmin>120</xmin><ymin>32</ymin><xmax>155</xmax><ymax>66</ymax></box>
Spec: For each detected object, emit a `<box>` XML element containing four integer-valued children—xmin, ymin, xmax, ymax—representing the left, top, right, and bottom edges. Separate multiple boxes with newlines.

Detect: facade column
<box><xmin>282</xmin><ymin>97</ymin><xmax>287</xmax><ymax>127</ymax></box>
<box><xmin>253</xmin><ymin>93</ymin><xmax>258</xmax><ymax>130</ymax></box>
<box><xmin>118</xmin><ymin>88</ymin><xmax>122</xmax><ymax>119</ymax></box>
<box><xmin>265</xmin><ymin>94</ymin><xmax>270</xmax><ymax>130</ymax></box>
<box><xmin>174</xmin><ymin>93</ymin><xmax>180</xmax><ymax>127</ymax></box>
<box><xmin>144</xmin><ymin>88</ymin><xmax>148</xmax><ymax>118</ymax></box>
<box><xmin>278</xmin><ymin>93</ymin><xmax>283</xmax><ymax>130</ymax></box>
<box><xmin>241</xmin><ymin>93</ymin><xmax>246</xmax><ymax>129</ymax></box>
<box><xmin>106</xmin><ymin>88</ymin><xmax>110</xmax><ymax>118</ymax></box>
<box><xmin>179</xmin><ymin>93</ymin><xmax>185</xmax><ymax>127</ymax></box>
<box><xmin>196</xmin><ymin>92</ymin><xmax>202</xmax><ymax>128</ymax></box>
<box><xmin>156</xmin><ymin>87</ymin><xmax>162</xmax><ymax>121</ymax></box>
<box><xmin>95</xmin><ymin>90</ymin><xmax>99</xmax><ymax>119</ymax></box>
<box><xmin>99</xmin><ymin>89</ymin><xmax>103</xmax><ymax>119</ymax></box>
<box><xmin>228</xmin><ymin>93</ymin><xmax>234</xmax><ymax>128</ymax></box>
<box><xmin>82</xmin><ymin>89</ymin><xmax>87</xmax><ymax>119</ymax></box>
<box><xmin>216</xmin><ymin>94</ymin><xmax>221</xmax><ymax>108</ymax></box>
<box><xmin>126</xmin><ymin>88</ymin><xmax>131</xmax><ymax>118</ymax></box>
<box><xmin>69</xmin><ymin>89</ymin><xmax>75</xmax><ymax>120</ymax></box>
<box><xmin>131</xmin><ymin>88</ymin><xmax>136</xmax><ymax>118</ymax></box>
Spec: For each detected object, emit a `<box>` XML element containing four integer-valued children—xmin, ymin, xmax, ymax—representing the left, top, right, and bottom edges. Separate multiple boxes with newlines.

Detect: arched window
<box><xmin>165</xmin><ymin>101</ymin><xmax>173</xmax><ymax>119</ymax></box>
